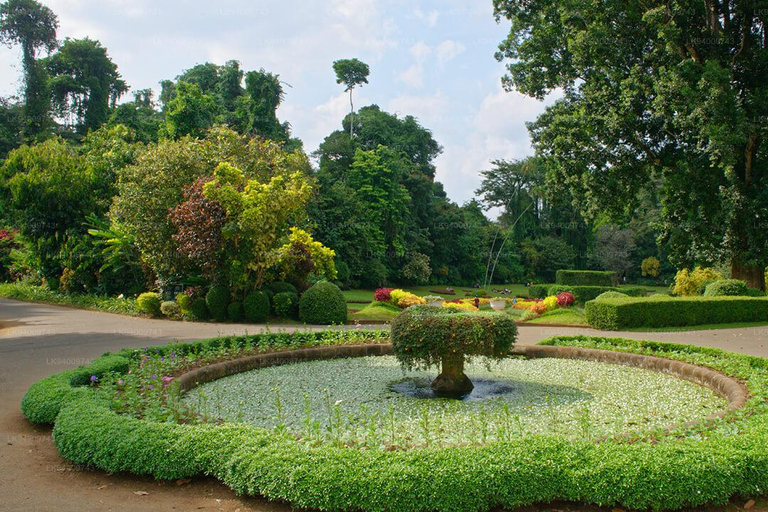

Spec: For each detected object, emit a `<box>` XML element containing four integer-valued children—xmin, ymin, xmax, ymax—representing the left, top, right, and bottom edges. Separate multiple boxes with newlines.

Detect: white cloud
<box><xmin>387</xmin><ymin>91</ymin><xmax>449</xmax><ymax>126</ymax></box>
<box><xmin>409</xmin><ymin>41</ymin><xmax>432</xmax><ymax>61</ymax></box>
<box><xmin>398</xmin><ymin>41</ymin><xmax>432</xmax><ymax>88</ymax></box>
<box><xmin>436</xmin><ymin>40</ymin><xmax>465</xmax><ymax>67</ymax></box>
<box><xmin>413</xmin><ymin>8</ymin><xmax>439</xmax><ymax>27</ymax></box>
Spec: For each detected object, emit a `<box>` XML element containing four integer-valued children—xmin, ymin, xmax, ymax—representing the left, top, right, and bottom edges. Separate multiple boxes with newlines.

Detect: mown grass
<box><xmin>526</xmin><ymin>308</ymin><xmax>588</xmax><ymax>326</ymax></box>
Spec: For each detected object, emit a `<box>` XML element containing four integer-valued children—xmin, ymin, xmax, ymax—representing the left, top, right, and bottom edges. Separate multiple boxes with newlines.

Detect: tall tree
<box><xmin>332</xmin><ymin>58</ymin><xmax>369</xmax><ymax>137</ymax></box>
<box><xmin>495</xmin><ymin>0</ymin><xmax>768</xmax><ymax>290</ymax></box>
<box><xmin>0</xmin><ymin>0</ymin><xmax>58</xmax><ymax>140</ymax></box>
<box><xmin>47</xmin><ymin>37</ymin><xmax>128</xmax><ymax>135</ymax></box>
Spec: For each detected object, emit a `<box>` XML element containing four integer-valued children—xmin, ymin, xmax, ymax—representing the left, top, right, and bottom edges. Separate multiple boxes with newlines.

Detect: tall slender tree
<box><xmin>332</xmin><ymin>58</ymin><xmax>369</xmax><ymax>137</ymax></box>
<box><xmin>0</xmin><ymin>0</ymin><xmax>58</xmax><ymax>140</ymax></box>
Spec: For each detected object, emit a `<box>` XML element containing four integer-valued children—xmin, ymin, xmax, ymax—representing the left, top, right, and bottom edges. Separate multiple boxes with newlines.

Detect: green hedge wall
<box><xmin>548</xmin><ymin>285</ymin><xmax>646</xmax><ymax>304</ymax></box>
<box><xmin>585</xmin><ymin>296</ymin><xmax>768</xmax><ymax>330</ymax></box>
<box><xmin>22</xmin><ymin>332</ymin><xmax>768</xmax><ymax>511</ymax></box>
<box><xmin>556</xmin><ymin>270</ymin><xmax>617</xmax><ymax>286</ymax></box>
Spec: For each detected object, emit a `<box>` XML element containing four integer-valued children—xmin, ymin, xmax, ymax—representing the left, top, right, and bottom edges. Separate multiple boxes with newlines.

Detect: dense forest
<box><xmin>0</xmin><ymin>0</ymin><xmax>736</xmax><ymax>299</ymax></box>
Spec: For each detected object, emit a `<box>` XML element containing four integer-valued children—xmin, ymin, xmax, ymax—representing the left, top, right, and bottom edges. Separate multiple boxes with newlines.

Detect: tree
<box><xmin>591</xmin><ymin>224</ymin><xmax>636</xmax><ymax>278</ymax></box>
<box><xmin>162</xmin><ymin>81</ymin><xmax>219</xmax><ymax>138</ymax></box>
<box><xmin>332</xmin><ymin>58</ymin><xmax>369</xmax><ymax>137</ymax></box>
<box><xmin>495</xmin><ymin>0</ymin><xmax>768</xmax><ymax>290</ymax></box>
<box><xmin>46</xmin><ymin>38</ymin><xmax>128</xmax><ymax>135</ymax></box>
<box><xmin>0</xmin><ymin>97</ymin><xmax>23</xmax><ymax>160</ymax></box>
<box><xmin>0</xmin><ymin>0</ymin><xmax>58</xmax><ymax>140</ymax></box>
<box><xmin>107</xmin><ymin>89</ymin><xmax>162</xmax><ymax>143</ymax></box>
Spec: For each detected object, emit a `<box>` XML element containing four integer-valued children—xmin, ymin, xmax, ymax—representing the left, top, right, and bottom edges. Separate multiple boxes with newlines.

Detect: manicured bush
<box><xmin>175</xmin><ymin>292</ymin><xmax>192</xmax><ymax>312</ymax></box>
<box><xmin>673</xmin><ymin>267</ymin><xmax>722</xmax><ymax>296</ymax></box>
<box><xmin>389</xmin><ymin>289</ymin><xmax>426</xmax><ymax>309</ymax></box>
<box><xmin>272</xmin><ymin>292</ymin><xmax>299</xmax><ymax>319</ymax></box>
<box><xmin>243</xmin><ymin>291</ymin><xmax>270</xmax><ymax>323</ymax></box>
<box><xmin>265</xmin><ymin>281</ymin><xmax>299</xmax><ymax>296</ymax></box>
<box><xmin>20</xmin><ymin>332</ymin><xmax>768</xmax><ymax>512</ymax></box>
<box><xmin>206</xmin><ymin>285</ymin><xmax>230</xmax><ymax>322</ymax></box>
<box><xmin>595</xmin><ymin>291</ymin><xmax>628</xmax><ymax>300</ymax></box>
<box><xmin>391</xmin><ymin>305</ymin><xmax>517</xmax><ymax>370</ymax></box>
<box><xmin>704</xmin><ymin>279</ymin><xmax>749</xmax><ymax>297</ymax></box>
<box><xmin>556</xmin><ymin>270</ymin><xmax>617</xmax><ymax>286</ymax></box>
<box><xmin>528</xmin><ymin>284</ymin><xmax>549</xmax><ymax>299</ymax></box>
<box><xmin>160</xmin><ymin>301</ymin><xmax>180</xmax><ymax>318</ymax></box>
<box><xmin>586</xmin><ymin>296</ymin><xmax>768</xmax><ymax>330</ymax></box>
<box><xmin>374</xmin><ymin>288</ymin><xmax>395</xmax><ymax>302</ymax></box>
<box><xmin>136</xmin><ymin>292</ymin><xmax>162</xmax><ymax>317</ymax></box>
<box><xmin>227</xmin><ymin>301</ymin><xmax>243</xmax><ymax>322</ymax></box>
<box><xmin>189</xmin><ymin>298</ymin><xmax>209</xmax><ymax>321</ymax></box>
<box><xmin>548</xmin><ymin>285</ymin><xmax>645</xmax><ymax>304</ymax></box>
<box><xmin>299</xmin><ymin>281</ymin><xmax>347</xmax><ymax>325</ymax></box>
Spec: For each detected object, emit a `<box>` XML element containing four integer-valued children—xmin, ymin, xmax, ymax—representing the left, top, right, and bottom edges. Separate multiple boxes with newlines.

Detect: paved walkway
<box><xmin>1</xmin><ymin>298</ymin><xmax>766</xmax><ymax>511</ymax></box>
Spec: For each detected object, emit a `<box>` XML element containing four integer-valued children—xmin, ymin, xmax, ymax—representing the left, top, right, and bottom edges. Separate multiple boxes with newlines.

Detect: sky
<box><xmin>0</xmin><ymin>0</ymin><xmax>558</xmax><ymax>207</ymax></box>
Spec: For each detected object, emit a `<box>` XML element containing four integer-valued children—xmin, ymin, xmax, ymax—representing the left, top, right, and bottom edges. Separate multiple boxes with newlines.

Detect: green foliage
<box><xmin>205</xmin><ymin>285</ymin><xmax>230</xmax><ymax>322</ymax></box>
<box><xmin>162</xmin><ymin>81</ymin><xmax>220</xmax><ymax>139</ymax></box>
<box><xmin>160</xmin><ymin>300</ymin><xmax>180</xmax><ymax>318</ymax></box>
<box><xmin>674</xmin><ymin>267</ymin><xmax>723</xmax><ymax>296</ymax></box>
<box><xmin>528</xmin><ymin>284</ymin><xmax>549</xmax><ymax>299</ymax></box>
<box><xmin>272</xmin><ymin>291</ymin><xmax>298</xmax><ymax>319</ymax></box>
<box><xmin>264</xmin><ymin>281</ymin><xmax>298</xmax><ymax>296</ymax></box>
<box><xmin>522</xmin><ymin>237</ymin><xmax>577</xmax><ymax>282</ymax></box>
<box><xmin>136</xmin><ymin>292</ymin><xmax>161</xmax><ymax>317</ymax></box>
<box><xmin>641</xmin><ymin>257</ymin><xmax>660</xmax><ymax>278</ymax></box>
<box><xmin>20</xmin><ymin>332</ymin><xmax>768</xmax><ymax>511</ymax></box>
<box><xmin>189</xmin><ymin>297</ymin><xmax>208</xmax><ymax>321</ymax></box>
<box><xmin>586</xmin><ymin>296</ymin><xmax>768</xmax><ymax>330</ymax></box>
<box><xmin>243</xmin><ymin>290</ymin><xmax>270</xmax><ymax>323</ymax></box>
<box><xmin>548</xmin><ymin>285</ymin><xmax>645</xmax><ymax>304</ymax></box>
<box><xmin>556</xmin><ymin>270</ymin><xmax>617</xmax><ymax>287</ymax></box>
<box><xmin>391</xmin><ymin>305</ymin><xmax>518</xmax><ymax>370</ymax></box>
<box><xmin>299</xmin><ymin>281</ymin><xmax>347</xmax><ymax>325</ymax></box>
<box><xmin>175</xmin><ymin>292</ymin><xmax>191</xmax><ymax>312</ymax></box>
<box><xmin>595</xmin><ymin>291</ymin><xmax>628</xmax><ymax>300</ymax></box>
<box><xmin>68</xmin><ymin>353</ymin><xmax>130</xmax><ymax>386</ymax></box>
<box><xmin>227</xmin><ymin>301</ymin><xmax>243</xmax><ymax>322</ymax></box>
<box><xmin>332</xmin><ymin>58</ymin><xmax>370</xmax><ymax>92</ymax></box>
<box><xmin>401</xmin><ymin>252</ymin><xmax>431</xmax><ymax>284</ymax></box>
<box><xmin>703</xmin><ymin>279</ymin><xmax>749</xmax><ymax>297</ymax></box>
<box><xmin>0</xmin><ymin>282</ymin><xmax>138</xmax><ymax>314</ymax></box>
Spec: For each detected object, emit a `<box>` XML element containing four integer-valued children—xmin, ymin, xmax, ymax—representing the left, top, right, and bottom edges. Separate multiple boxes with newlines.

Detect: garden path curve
<box><xmin>1</xmin><ymin>297</ymin><xmax>767</xmax><ymax>512</ymax></box>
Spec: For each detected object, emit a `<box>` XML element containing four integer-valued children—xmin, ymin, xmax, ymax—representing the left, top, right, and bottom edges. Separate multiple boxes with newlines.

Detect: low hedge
<box><xmin>556</xmin><ymin>270</ymin><xmax>617</xmax><ymax>286</ymax></box>
<box><xmin>586</xmin><ymin>296</ymin><xmax>768</xmax><ymax>330</ymax></box>
<box><xmin>548</xmin><ymin>285</ymin><xmax>646</xmax><ymax>304</ymax></box>
<box><xmin>299</xmin><ymin>281</ymin><xmax>347</xmax><ymax>325</ymax></box>
<box><xmin>528</xmin><ymin>284</ymin><xmax>549</xmax><ymax>299</ymax></box>
<box><xmin>21</xmin><ymin>332</ymin><xmax>768</xmax><ymax>511</ymax></box>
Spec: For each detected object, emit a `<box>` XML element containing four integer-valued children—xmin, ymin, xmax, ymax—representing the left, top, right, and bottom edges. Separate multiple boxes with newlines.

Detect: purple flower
<box><xmin>117</xmin><ymin>379</ymin><xmax>124</xmax><ymax>386</ymax></box>
<box><xmin>150</xmin><ymin>374</ymin><xmax>157</xmax><ymax>380</ymax></box>
<box><xmin>90</xmin><ymin>375</ymin><xmax>98</xmax><ymax>383</ymax></box>
<box><xmin>147</xmin><ymin>384</ymin><xmax>154</xmax><ymax>390</ymax></box>
<box><xmin>161</xmin><ymin>376</ymin><xmax>174</xmax><ymax>383</ymax></box>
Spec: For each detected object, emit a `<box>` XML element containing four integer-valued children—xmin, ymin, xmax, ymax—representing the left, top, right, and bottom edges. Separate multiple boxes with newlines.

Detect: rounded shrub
<box><xmin>160</xmin><ymin>301</ymin><xmax>180</xmax><ymax>318</ymax></box>
<box><xmin>175</xmin><ymin>292</ymin><xmax>192</xmax><ymax>312</ymax></box>
<box><xmin>595</xmin><ymin>291</ymin><xmax>629</xmax><ymax>300</ymax></box>
<box><xmin>265</xmin><ymin>281</ymin><xmax>299</xmax><ymax>296</ymax></box>
<box><xmin>272</xmin><ymin>292</ymin><xmax>299</xmax><ymax>319</ymax></box>
<box><xmin>704</xmin><ymin>279</ymin><xmax>749</xmax><ymax>297</ymax></box>
<box><xmin>206</xmin><ymin>285</ymin><xmax>230</xmax><ymax>322</ymax></box>
<box><xmin>189</xmin><ymin>298</ymin><xmax>209</xmax><ymax>321</ymax></box>
<box><xmin>299</xmin><ymin>281</ymin><xmax>347</xmax><ymax>325</ymax></box>
<box><xmin>136</xmin><ymin>292</ymin><xmax>162</xmax><ymax>317</ymax></box>
<box><xmin>227</xmin><ymin>301</ymin><xmax>243</xmax><ymax>322</ymax></box>
<box><xmin>243</xmin><ymin>290</ymin><xmax>270</xmax><ymax>323</ymax></box>
<box><xmin>556</xmin><ymin>292</ymin><xmax>575</xmax><ymax>307</ymax></box>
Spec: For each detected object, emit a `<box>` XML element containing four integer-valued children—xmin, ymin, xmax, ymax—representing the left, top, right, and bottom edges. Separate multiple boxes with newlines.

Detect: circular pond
<box><xmin>183</xmin><ymin>355</ymin><xmax>726</xmax><ymax>445</ymax></box>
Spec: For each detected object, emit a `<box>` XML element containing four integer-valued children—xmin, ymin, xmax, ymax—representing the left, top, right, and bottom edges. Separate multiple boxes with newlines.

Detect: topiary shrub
<box><xmin>206</xmin><ymin>285</ymin><xmax>230</xmax><ymax>322</ymax></box>
<box><xmin>176</xmin><ymin>292</ymin><xmax>191</xmax><ymax>313</ymax></box>
<box><xmin>673</xmin><ymin>267</ymin><xmax>722</xmax><ymax>296</ymax></box>
<box><xmin>227</xmin><ymin>301</ymin><xmax>243</xmax><ymax>322</ymax></box>
<box><xmin>160</xmin><ymin>301</ymin><xmax>180</xmax><ymax>318</ymax></box>
<box><xmin>136</xmin><ymin>292</ymin><xmax>161</xmax><ymax>317</ymax></box>
<box><xmin>189</xmin><ymin>298</ymin><xmax>209</xmax><ymax>321</ymax></box>
<box><xmin>556</xmin><ymin>292</ymin><xmax>575</xmax><ymax>307</ymax></box>
<box><xmin>556</xmin><ymin>270</ymin><xmax>617</xmax><ymax>286</ymax></box>
<box><xmin>374</xmin><ymin>288</ymin><xmax>395</xmax><ymax>302</ymax></box>
<box><xmin>273</xmin><ymin>292</ymin><xmax>299</xmax><ymax>319</ymax></box>
<box><xmin>391</xmin><ymin>306</ymin><xmax>517</xmax><ymax>397</ymax></box>
<box><xmin>704</xmin><ymin>279</ymin><xmax>749</xmax><ymax>297</ymax></box>
<box><xmin>595</xmin><ymin>291</ymin><xmax>629</xmax><ymax>300</ymax></box>
<box><xmin>299</xmin><ymin>281</ymin><xmax>347</xmax><ymax>325</ymax></box>
<box><xmin>528</xmin><ymin>284</ymin><xmax>549</xmax><ymax>299</ymax></box>
<box><xmin>265</xmin><ymin>281</ymin><xmax>299</xmax><ymax>296</ymax></box>
<box><xmin>243</xmin><ymin>291</ymin><xmax>270</xmax><ymax>323</ymax></box>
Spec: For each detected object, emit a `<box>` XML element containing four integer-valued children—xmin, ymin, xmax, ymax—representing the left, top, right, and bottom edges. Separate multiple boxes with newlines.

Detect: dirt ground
<box><xmin>1</xmin><ymin>297</ymin><xmax>767</xmax><ymax>512</ymax></box>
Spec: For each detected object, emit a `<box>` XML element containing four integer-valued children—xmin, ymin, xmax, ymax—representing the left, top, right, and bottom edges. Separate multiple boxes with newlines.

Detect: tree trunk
<box><xmin>732</xmin><ymin>259</ymin><xmax>766</xmax><ymax>291</ymax></box>
<box><xmin>431</xmin><ymin>352</ymin><xmax>473</xmax><ymax>398</ymax></box>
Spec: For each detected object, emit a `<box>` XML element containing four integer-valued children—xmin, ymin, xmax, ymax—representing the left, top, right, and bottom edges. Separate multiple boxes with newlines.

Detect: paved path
<box><xmin>1</xmin><ymin>298</ymin><xmax>767</xmax><ymax>511</ymax></box>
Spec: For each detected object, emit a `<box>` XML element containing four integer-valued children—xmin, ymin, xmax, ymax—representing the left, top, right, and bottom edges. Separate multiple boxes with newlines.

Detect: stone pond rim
<box><xmin>175</xmin><ymin>342</ymin><xmax>748</xmax><ymax>433</ymax></box>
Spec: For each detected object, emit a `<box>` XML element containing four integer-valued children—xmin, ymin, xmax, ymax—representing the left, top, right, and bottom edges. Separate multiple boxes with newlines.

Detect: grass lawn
<box><xmin>525</xmin><ymin>308</ymin><xmax>588</xmax><ymax>326</ymax></box>
<box><xmin>349</xmin><ymin>302</ymin><xmax>401</xmax><ymax>322</ymax></box>
<box><xmin>622</xmin><ymin>321</ymin><xmax>768</xmax><ymax>332</ymax></box>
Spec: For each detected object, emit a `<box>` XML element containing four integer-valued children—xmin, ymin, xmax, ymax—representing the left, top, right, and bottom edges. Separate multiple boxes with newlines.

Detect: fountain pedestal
<box><xmin>431</xmin><ymin>352</ymin><xmax>474</xmax><ymax>398</ymax></box>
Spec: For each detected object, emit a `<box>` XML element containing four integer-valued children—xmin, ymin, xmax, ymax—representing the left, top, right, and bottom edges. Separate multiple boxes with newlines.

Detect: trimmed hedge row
<box><xmin>556</xmin><ymin>270</ymin><xmax>617</xmax><ymax>286</ymax></box>
<box><xmin>546</xmin><ymin>285</ymin><xmax>647</xmax><ymax>304</ymax></box>
<box><xmin>585</xmin><ymin>296</ymin><xmax>768</xmax><ymax>330</ymax></box>
<box><xmin>22</xmin><ymin>332</ymin><xmax>768</xmax><ymax>511</ymax></box>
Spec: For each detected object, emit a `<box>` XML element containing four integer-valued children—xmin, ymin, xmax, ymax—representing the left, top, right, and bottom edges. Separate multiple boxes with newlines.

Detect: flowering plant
<box><xmin>556</xmin><ymin>292</ymin><xmax>575</xmax><ymax>307</ymax></box>
<box><xmin>374</xmin><ymin>288</ymin><xmax>395</xmax><ymax>302</ymax></box>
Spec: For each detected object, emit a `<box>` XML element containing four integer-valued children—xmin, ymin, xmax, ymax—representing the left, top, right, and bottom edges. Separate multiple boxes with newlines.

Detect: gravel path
<box><xmin>1</xmin><ymin>297</ymin><xmax>766</xmax><ymax>511</ymax></box>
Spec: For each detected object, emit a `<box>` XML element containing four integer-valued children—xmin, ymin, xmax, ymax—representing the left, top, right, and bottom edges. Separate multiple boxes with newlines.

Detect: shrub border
<box><xmin>22</xmin><ymin>333</ymin><xmax>768</xmax><ymax>512</ymax></box>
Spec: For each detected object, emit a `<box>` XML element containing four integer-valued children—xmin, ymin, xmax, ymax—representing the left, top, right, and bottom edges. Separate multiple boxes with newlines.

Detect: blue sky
<box><xmin>0</xmin><ymin>0</ymin><xmax>557</xmax><ymax>206</ymax></box>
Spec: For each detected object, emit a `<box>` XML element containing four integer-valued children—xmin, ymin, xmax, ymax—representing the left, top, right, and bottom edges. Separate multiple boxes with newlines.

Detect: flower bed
<box><xmin>22</xmin><ymin>333</ymin><xmax>768</xmax><ymax>511</ymax></box>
